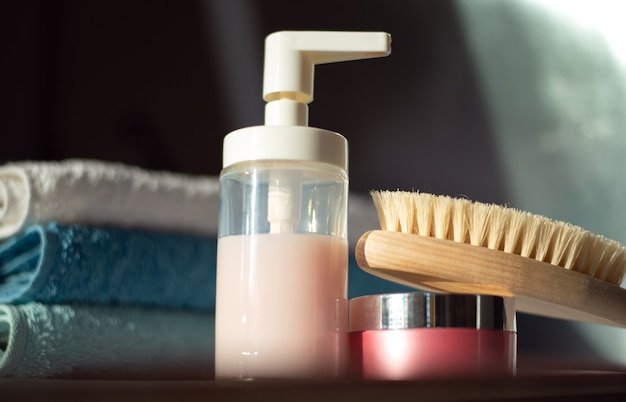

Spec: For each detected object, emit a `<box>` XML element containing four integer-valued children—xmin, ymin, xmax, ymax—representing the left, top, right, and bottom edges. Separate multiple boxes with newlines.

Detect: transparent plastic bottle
<box><xmin>214</xmin><ymin>30</ymin><xmax>391</xmax><ymax>381</ymax></box>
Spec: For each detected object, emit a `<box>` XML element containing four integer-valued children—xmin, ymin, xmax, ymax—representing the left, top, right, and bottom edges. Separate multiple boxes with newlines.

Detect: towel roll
<box><xmin>0</xmin><ymin>223</ymin><xmax>216</xmax><ymax>311</ymax></box>
<box><xmin>0</xmin><ymin>303</ymin><xmax>214</xmax><ymax>379</ymax></box>
<box><xmin>0</xmin><ymin>159</ymin><xmax>219</xmax><ymax>240</ymax></box>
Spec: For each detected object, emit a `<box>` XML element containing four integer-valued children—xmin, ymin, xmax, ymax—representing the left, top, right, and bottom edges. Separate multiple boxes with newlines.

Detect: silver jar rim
<box><xmin>349</xmin><ymin>292</ymin><xmax>516</xmax><ymax>332</ymax></box>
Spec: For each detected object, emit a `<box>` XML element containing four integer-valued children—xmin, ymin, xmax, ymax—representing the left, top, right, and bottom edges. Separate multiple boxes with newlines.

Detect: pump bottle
<box><xmin>215</xmin><ymin>31</ymin><xmax>391</xmax><ymax>381</ymax></box>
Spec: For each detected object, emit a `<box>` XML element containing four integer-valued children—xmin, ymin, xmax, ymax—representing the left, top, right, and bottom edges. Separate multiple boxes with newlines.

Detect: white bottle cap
<box><xmin>222</xmin><ymin>31</ymin><xmax>392</xmax><ymax>171</ymax></box>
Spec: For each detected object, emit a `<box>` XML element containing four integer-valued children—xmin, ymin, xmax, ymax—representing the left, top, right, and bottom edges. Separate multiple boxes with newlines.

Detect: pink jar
<box><xmin>349</xmin><ymin>292</ymin><xmax>517</xmax><ymax>381</ymax></box>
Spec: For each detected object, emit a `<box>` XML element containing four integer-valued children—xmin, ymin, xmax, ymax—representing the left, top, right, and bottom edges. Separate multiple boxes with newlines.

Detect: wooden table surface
<box><xmin>2</xmin><ymin>371</ymin><xmax>626</xmax><ymax>401</ymax></box>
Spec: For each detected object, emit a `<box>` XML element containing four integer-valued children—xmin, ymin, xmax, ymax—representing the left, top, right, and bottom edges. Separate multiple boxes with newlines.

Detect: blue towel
<box><xmin>0</xmin><ymin>223</ymin><xmax>216</xmax><ymax>311</ymax></box>
<box><xmin>0</xmin><ymin>303</ymin><xmax>214</xmax><ymax>379</ymax></box>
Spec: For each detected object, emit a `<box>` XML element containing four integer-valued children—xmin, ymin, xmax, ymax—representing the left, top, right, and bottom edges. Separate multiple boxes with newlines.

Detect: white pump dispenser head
<box><xmin>263</xmin><ymin>31</ymin><xmax>391</xmax><ymax>127</ymax></box>
<box><xmin>222</xmin><ymin>31</ymin><xmax>392</xmax><ymax>169</ymax></box>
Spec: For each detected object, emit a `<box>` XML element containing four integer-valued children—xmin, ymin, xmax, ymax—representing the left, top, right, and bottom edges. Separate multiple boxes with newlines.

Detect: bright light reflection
<box><xmin>532</xmin><ymin>0</ymin><xmax>626</xmax><ymax>66</ymax></box>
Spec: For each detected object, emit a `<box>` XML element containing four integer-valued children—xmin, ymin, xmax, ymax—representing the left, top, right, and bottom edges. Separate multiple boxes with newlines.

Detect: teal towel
<box><xmin>0</xmin><ymin>223</ymin><xmax>216</xmax><ymax>311</ymax></box>
<box><xmin>0</xmin><ymin>303</ymin><xmax>214</xmax><ymax>379</ymax></box>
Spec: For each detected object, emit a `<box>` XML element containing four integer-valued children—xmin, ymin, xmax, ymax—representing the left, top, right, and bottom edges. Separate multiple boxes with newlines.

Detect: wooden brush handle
<box><xmin>356</xmin><ymin>230</ymin><xmax>626</xmax><ymax>328</ymax></box>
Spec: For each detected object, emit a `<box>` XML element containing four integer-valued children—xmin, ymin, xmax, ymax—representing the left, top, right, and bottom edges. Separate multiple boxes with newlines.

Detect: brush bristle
<box><xmin>370</xmin><ymin>190</ymin><xmax>626</xmax><ymax>286</ymax></box>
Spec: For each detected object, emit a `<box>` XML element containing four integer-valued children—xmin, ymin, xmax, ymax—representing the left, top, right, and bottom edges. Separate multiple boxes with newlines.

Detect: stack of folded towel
<box><xmin>0</xmin><ymin>159</ymin><xmax>220</xmax><ymax>379</ymax></box>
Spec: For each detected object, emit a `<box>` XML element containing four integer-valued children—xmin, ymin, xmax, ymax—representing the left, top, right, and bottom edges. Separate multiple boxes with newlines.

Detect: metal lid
<box><xmin>349</xmin><ymin>292</ymin><xmax>516</xmax><ymax>332</ymax></box>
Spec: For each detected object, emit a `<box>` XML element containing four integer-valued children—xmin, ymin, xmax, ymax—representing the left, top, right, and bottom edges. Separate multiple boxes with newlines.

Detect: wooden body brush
<box><xmin>355</xmin><ymin>191</ymin><xmax>626</xmax><ymax>328</ymax></box>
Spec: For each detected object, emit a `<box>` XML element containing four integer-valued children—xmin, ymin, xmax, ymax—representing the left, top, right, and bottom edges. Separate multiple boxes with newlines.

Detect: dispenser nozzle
<box><xmin>263</xmin><ymin>31</ymin><xmax>392</xmax><ymax>126</ymax></box>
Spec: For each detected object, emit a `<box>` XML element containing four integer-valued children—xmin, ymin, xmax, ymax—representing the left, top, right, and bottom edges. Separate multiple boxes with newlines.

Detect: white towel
<box><xmin>0</xmin><ymin>159</ymin><xmax>219</xmax><ymax>240</ymax></box>
<box><xmin>0</xmin><ymin>159</ymin><xmax>381</xmax><ymax>248</ymax></box>
<box><xmin>0</xmin><ymin>303</ymin><xmax>214</xmax><ymax>379</ymax></box>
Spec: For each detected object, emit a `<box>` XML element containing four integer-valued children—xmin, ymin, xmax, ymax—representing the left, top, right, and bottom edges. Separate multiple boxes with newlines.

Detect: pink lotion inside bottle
<box><xmin>216</xmin><ymin>233</ymin><xmax>348</xmax><ymax>380</ymax></box>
